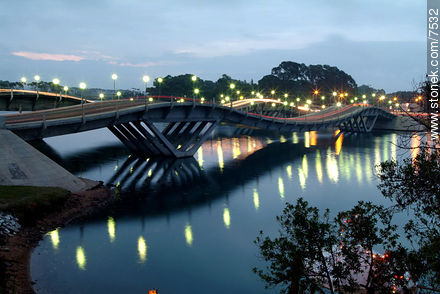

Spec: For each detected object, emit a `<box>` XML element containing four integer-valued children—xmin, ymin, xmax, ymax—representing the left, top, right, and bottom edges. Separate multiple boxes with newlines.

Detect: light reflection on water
<box><xmin>30</xmin><ymin>128</ymin><xmax>413</xmax><ymax>294</ymax></box>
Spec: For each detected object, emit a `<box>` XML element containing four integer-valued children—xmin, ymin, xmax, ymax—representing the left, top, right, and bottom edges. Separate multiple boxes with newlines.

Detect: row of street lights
<box><xmin>18</xmin><ymin>74</ymin><xmax>401</xmax><ymax>111</ymax></box>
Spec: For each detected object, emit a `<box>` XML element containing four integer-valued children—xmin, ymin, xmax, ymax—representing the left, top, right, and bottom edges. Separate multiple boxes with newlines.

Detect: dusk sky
<box><xmin>0</xmin><ymin>0</ymin><xmax>425</xmax><ymax>92</ymax></box>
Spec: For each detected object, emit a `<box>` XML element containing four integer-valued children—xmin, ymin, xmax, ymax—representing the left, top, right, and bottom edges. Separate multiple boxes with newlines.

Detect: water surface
<box><xmin>30</xmin><ymin>127</ymin><xmax>413</xmax><ymax>294</ymax></box>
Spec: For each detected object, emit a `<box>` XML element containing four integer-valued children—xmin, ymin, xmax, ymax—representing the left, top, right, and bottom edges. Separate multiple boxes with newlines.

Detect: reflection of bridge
<box><xmin>0</xmin><ymin>89</ymin><xmax>92</xmax><ymax>111</ymax></box>
<box><xmin>1</xmin><ymin>97</ymin><xmax>395</xmax><ymax>158</ymax></box>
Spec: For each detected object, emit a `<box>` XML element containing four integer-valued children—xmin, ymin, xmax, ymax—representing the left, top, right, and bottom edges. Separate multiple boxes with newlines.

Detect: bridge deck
<box><xmin>0</xmin><ymin>97</ymin><xmax>395</xmax><ymax>158</ymax></box>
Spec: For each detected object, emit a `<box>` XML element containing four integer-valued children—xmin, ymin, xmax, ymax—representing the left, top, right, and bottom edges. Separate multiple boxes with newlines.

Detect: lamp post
<box><xmin>332</xmin><ymin>91</ymin><xmax>337</xmax><ymax>105</ymax></box>
<box><xmin>117</xmin><ymin>91</ymin><xmax>121</xmax><ymax>100</ymax></box>
<box><xmin>20</xmin><ymin>77</ymin><xmax>27</xmax><ymax>89</ymax></box>
<box><xmin>34</xmin><ymin>75</ymin><xmax>41</xmax><ymax>101</ymax></box>
<box><xmin>229</xmin><ymin>83</ymin><xmax>235</xmax><ymax>107</ymax></box>
<box><xmin>52</xmin><ymin>78</ymin><xmax>60</xmax><ymax>106</ymax></box>
<box><xmin>143</xmin><ymin>75</ymin><xmax>150</xmax><ymax>98</ymax></box>
<box><xmin>99</xmin><ymin>93</ymin><xmax>104</xmax><ymax>101</ymax></box>
<box><xmin>79</xmin><ymin>82</ymin><xmax>86</xmax><ymax>105</ymax></box>
<box><xmin>157</xmin><ymin>77</ymin><xmax>163</xmax><ymax>97</ymax></box>
<box><xmin>111</xmin><ymin>74</ymin><xmax>118</xmax><ymax>100</ymax></box>
<box><xmin>194</xmin><ymin>88</ymin><xmax>199</xmax><ymax>103</ymax></box>
<box><xmin>52</xmin><ymin>78</ymin><xmax>60</xmax><ymax>93</ymax></box>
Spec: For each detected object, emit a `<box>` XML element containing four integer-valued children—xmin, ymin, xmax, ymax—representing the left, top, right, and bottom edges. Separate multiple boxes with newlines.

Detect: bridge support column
<box><xmin>109</xmin><ymin>119</ymin><xmax>219</xmax><ymax>158</ymax></box>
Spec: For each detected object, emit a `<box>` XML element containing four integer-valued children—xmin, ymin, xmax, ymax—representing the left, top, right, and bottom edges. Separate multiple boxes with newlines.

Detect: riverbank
<box><xmin>0</xmin><ymin>182</ymin><xmax>113</xmax><ymax>294</ymax></box>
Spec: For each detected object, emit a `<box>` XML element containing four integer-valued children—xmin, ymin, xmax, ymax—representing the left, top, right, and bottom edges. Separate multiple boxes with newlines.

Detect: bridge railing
<box><xmin>3</xmin><ymin>93</ymin><xmax>396</xmax><ymax>127</ymax></box>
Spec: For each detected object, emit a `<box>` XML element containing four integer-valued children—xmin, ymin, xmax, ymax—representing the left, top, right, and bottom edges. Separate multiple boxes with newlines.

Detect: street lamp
<box><xmin>99</xmin><ymin>93</ymin><xmax>104</xmax><ymax>101</ymax></box>
<box><xmin>157</xmin><ymin>77</ymin><xmax>163</xmax><ymax>96</ymax></box>
<box><xmin>20</xmin><ymin>77</ymin><xmax>26</xmax><ymax>89</ymax></box>
<box><xmin>111</xmin><ymin>74</ymin><xmax>118</xmax><ymax>100</ymax></box>
<box><xmin>79</xmin><ymin>82</ymin><xmax>86</xmax><ymax>104</ymax></box>
<box><xmin>52</xmin><ymin>78</ymin><xmax>60</xmax><ymax>93</ymax></box>
<box><xmin>142</xmin><ymin>75</ymin><xmax>150</xmax><ymax>96</ymax></box>
<box><xmin>191</xmin><ymin>75</ymin><xmax>197</xmax><ymax>82</ymax></box>
<box><xmin>34</xmin><ymin>75</ymin><xmax>40</xmax><ymax>90</ymax></box>
<box><xmin>116</xmin><ymin>91</ymin><xmax>121</xmax><ymax>99</ymax></box>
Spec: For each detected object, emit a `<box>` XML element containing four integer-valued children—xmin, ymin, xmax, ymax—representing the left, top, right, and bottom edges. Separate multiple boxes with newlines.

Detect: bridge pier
<box><xmin>339</xmin><ymin>113</ymin><xmax>380</xmax><ymax>133</ymax></box>
<box><xmin>108</xmin><ymin>119</ymin><xmax>219</xmax><ymax>158</ymax></box>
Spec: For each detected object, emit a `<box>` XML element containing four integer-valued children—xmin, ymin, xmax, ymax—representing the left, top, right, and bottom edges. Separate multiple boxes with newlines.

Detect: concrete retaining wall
<box><xmin>0</xmin><ymin>129</ymin><xmax>88</xmax><ymax>191</ymax></box>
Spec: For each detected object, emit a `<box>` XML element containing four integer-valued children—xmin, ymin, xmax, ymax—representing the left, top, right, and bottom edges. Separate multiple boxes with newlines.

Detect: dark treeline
<box><xmin>148</xmin><ymin>61</ymin><xmax>360</xmax><ymax>100</ymax></box>
<box><xmin>1</xmin><ymin>61</ymin><xmax>412</xmax><ymax>101</ymax></box>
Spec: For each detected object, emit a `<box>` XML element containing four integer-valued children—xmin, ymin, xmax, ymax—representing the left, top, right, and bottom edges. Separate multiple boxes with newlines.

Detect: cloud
<box><xmin>11</xmin><ymin>51</ymin><xmax>85</xmax><ymax>61</ymax></box>
<box><xmin>108</xmin><ymin>60</ymin><xmax>178</xmax><ymax>68</ymax></box>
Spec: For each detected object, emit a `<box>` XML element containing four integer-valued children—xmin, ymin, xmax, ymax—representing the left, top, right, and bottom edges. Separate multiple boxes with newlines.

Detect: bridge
<box><xmin>1</xmin><ymin>96</ymin><xmax>395</xmax><ymax>158</ymax></box>
<box><xmin>0</xmin><ymin>89</ymin><xmax>92</xmax><ymax>111</ymax></box>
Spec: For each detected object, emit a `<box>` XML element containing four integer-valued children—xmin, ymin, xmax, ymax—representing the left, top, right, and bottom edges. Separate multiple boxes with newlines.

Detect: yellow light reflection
<box><xmin>310</xmin><ymin>131</ymin><xmax>317</xmax><ymax>146</ymax></box>
<box><xmin>247</xmin><ymin>136</ymin><xmax>252</xmax><ymax>153</ymax></box>
<box><xmin>341</xmin><ymin>154</ymin><xmax>350</xmax><ymax>181</ymax></box>
<box><xmin>383</xmin><ymin>135</ymin><xmax>389</xmax><ymax>162</ymax></box>
<box><xmin>326</xmin><ymin>147</ymin><xmax>339</xmax><ymax>183</ymax></box>
<box><xmin>355</xmin><ymin>152</ymin><xmax>363</xmax><ymax>184</ymax></box>
<box><xmin>374</xmin><ymin>137</ymin><xmax>381</xmax><ymax>174</ymax></box>
<box><xmin>148</xmin><ymin>169</ymin><xmax>152</xmax><ymax>177</ymax></box>
<box><xmin>286</xmin><ymin>165</ymin><xmax>292</xmax><ymax>180</ymax></box>
<box><xmin>315</xmin><ymin>150</ymin><xmax>323</xmax><ymax>183</ymax></box>
<box><xmin>266</xmin><ymin>138</ymin><xmax>273</xmax><ymax>144</ymax></box>
<box><xmin>292</xmin><ymin>132</ymin><xmax>298</xmax><ymax>144</ymax></box>
<box><xmin>365</xmin><ymin>151</ymin><xmax>372</xmax><ymax>183</ymax></box>
<box><xmin>411</xmin><ymin>134</ymin><xmax>420</xmax><ymax>161</ymax></box>
<box><xmin>48</xmin><ymin>229</ymin><xmax>59</xmax><ymax>250</ymax></box>
<box><xmin>217</xmin><ymin>140</ymin><xmax>224</xmax><ymax>172</ymax></box>
<box><xmin>232</xmin><ymin>138</ymin><xmax>241</xmax><ymax>159</ymax></box>
<box><xmin>278</xmin><ymin>177</ymin><xmax>285</xmax><ymax>199</ymax></box>
<box><xmin>223</xmin><ymin>208</ymin><xmax>231</xmax><ymax>229</ymax></box>
<box><xmin>107</xmin><ymin>216</ymin><xmax>116</xmax><ymax>243</ymax></box>
<box><xmin>197</xmin><ymin>146</ymin><xmax>204</xmax><ymax>168</ymax></box>
<box><xmin>335</xmin><ymin>132</ymin><xmax>344</xmax><ymax>155</ymax></box>
<box><xmin>304</xmin><ymin>132</ymin><xmax>310</xmax><ymax>148</ymax></box>
<box><xmin>280</xmin><ymin>135</ymin><xmax>287</xmax><ymax>143</ymax></box>
<box><xmin>302</xmin><ymin>154</ymin><xmax>308</xmax><ymax>177</ymax></box>
<box><xmin>138</xmin><ymin>236</ymin><xmax>147</xmax><ymax>263</ymax></box>
<box><xmin>184</xmin><ymin>223</ymin><xmax>193</xmax><ymax>247</ymax></box>
<box><xmin>253</xmin><ymin>188</ymin><xmax>260</xmax><ymax>211</ymax></box>
<box><xmin>298</xmin><ymin>167</ymin><xmax>306</xmax><ymax>190</ymax></box>
<box><xmin>391</xmin><ymin>134</ymin><xmax>397</xmax><ymax>160</ymax></box>
<box><xmin>76</xmin><ymin>246</ymin><xmax>86</xmax><ymax>270</ymax></box>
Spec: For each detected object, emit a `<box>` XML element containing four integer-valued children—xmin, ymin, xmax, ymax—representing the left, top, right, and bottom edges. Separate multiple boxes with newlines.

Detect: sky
<box><xmin>0</xmin><ymin>0</ymin><xmax>426</xmax><ymax>92</ymax></box>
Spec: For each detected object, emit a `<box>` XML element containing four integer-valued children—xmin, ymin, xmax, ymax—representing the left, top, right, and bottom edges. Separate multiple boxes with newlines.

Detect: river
<box><xmin>29</xmin><ymin>127</ymin><xmax>417</xmax><ymax>294</ymax></box>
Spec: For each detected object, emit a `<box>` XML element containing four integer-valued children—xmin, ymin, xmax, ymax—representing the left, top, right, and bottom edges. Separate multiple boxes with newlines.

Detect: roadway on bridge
<box><xmin>3</xmin><ymin>98</ymin><xmax>371</xmax><ymax>126</ymax></box>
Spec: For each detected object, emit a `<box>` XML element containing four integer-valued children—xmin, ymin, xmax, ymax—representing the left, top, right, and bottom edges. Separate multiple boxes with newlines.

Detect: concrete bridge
<box><xmin>0</xmin><ymin>89</ymin><xmax>92</xmax><ymax>111</ymax></box>
<box><xmin>1</xmin><ymin>97</ymin><xmax>395</xmax><ymax>158</ymax></box>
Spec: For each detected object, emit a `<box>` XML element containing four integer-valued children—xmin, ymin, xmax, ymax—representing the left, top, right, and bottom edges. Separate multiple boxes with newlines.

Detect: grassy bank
<box><xmin>0</xmin><ymin>186</ymin><xmax>70</xmax><ymax>226</ymax></box>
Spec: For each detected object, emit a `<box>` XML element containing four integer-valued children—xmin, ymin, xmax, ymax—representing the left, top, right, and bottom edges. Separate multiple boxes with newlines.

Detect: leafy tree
<box><xmin>253</xmin><ymin>198</ymin><xmax>338</xmax><ymax>294</ymax></box>
<box><xmin>254</xmin><ymin>199</ymin><xmax>412</xmax><ymax>294</ymax></box>
<box><xmin>378</xmin><ymin>149</ymin><xmax>440</xmax><ymax>288</ymax></box>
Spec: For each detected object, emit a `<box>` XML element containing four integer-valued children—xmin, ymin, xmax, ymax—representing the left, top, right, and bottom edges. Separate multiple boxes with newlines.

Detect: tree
<box><xmin>254</xmin><ymin>199</ymin><xmax>409</xmax><ymax>294</ymax></box>
<box><xmin>253</xmin><ymin>198</ymin><xmax>338</xmax><ymax>294</ymax></box>
<box><xmin>378</xmin><ymin>149</ymin><xmax>440</xmax><ymax>289</ymax></box>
